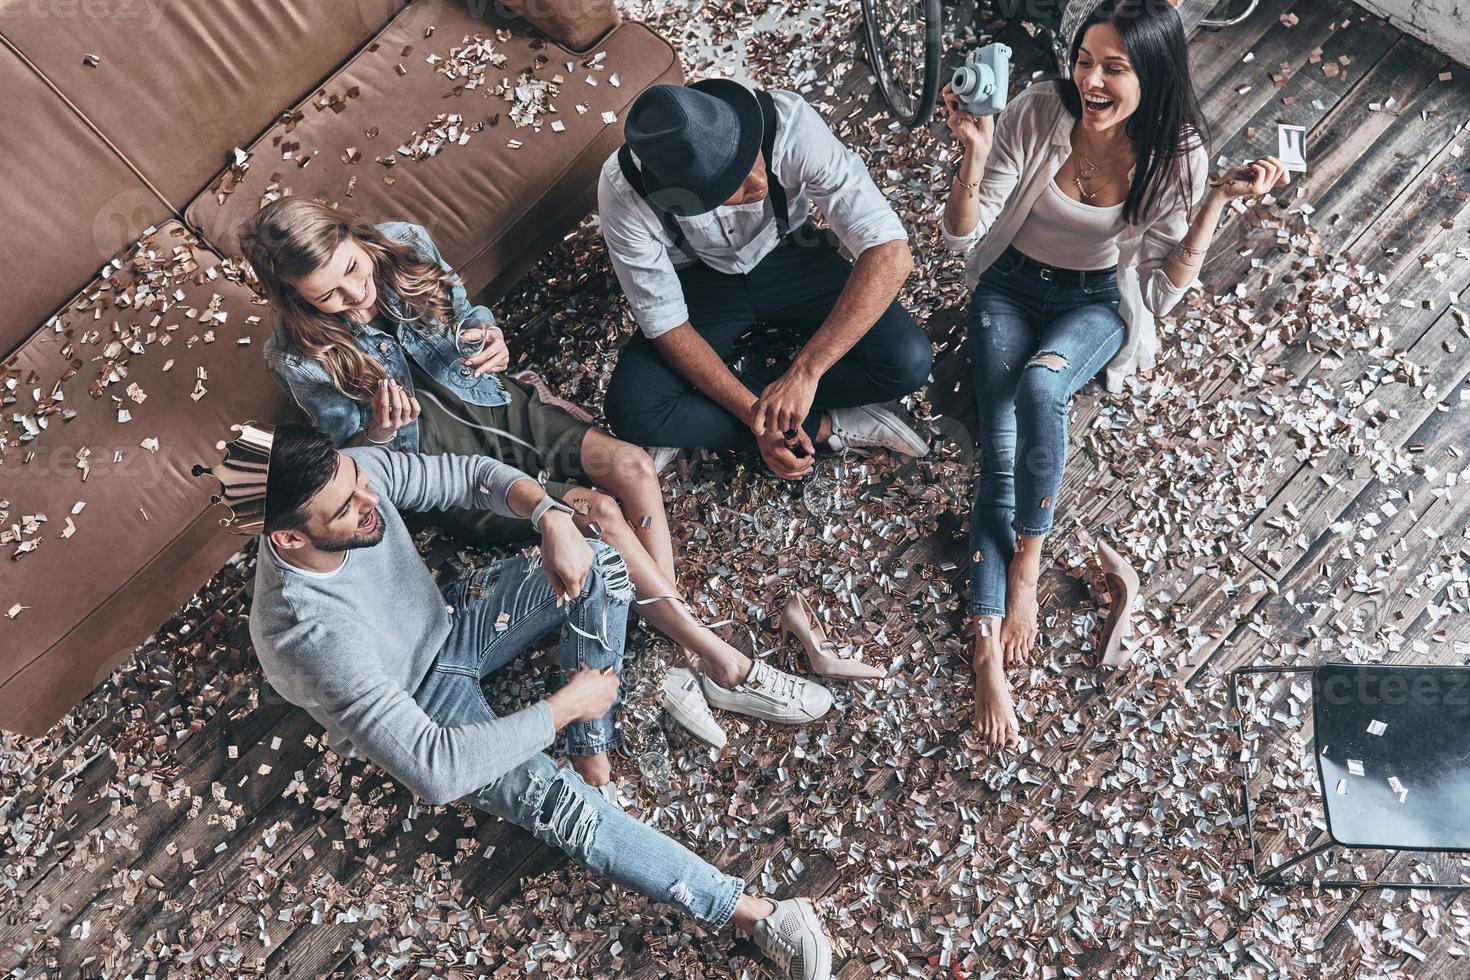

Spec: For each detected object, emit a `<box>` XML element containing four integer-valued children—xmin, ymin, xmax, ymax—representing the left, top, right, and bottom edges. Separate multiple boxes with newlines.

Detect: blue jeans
<box><xmin>967</xmin><ymin>247</ymin><xmax>1125</xmax><ymax>617</ymax></box>
<box><xmin>604</xmin><ymin>232</ymin><xmax>933</xmax><ymax>451</ymax></box>
<box><xmin>412</xmin><ymin>541</ymin><xmax>746</xmax><ymax>927</ymax></box>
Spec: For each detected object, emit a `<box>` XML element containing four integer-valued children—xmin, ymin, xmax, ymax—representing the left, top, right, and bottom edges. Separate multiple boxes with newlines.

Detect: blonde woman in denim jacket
<box><xmin>942</xmin><ymin>0</ymin><xmax>1289</xmax><ymax>747</ymax></box>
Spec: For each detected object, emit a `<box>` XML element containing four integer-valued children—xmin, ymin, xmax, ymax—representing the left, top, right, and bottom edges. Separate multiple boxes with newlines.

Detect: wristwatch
<box><xmin>529</xmin><ymin>495</ymin><xmax>575</xmax><ymax>533</ymax></box>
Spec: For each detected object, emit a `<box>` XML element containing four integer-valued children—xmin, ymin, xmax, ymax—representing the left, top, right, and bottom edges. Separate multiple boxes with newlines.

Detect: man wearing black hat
<box><xmin>598</xmin><ymin>79</ymin><xmax>933</xmax><ymax>479</ymax></box>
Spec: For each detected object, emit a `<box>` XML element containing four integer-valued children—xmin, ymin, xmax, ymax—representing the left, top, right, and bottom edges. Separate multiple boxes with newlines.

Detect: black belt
<box><xmin>999</xmin><ymin>245</ymin><xmax>1116</xmax><ymax>289</ymax></box>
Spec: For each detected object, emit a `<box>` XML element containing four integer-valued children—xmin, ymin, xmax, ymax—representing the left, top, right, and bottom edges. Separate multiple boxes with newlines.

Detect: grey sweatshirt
<box><xmin>248</xmin><ymin>447</ymin><xmax>557</xmax><ymax>805</ymax></box>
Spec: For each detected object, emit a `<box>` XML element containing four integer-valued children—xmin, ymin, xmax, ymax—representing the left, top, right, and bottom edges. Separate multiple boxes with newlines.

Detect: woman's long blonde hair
<box><xmin>240</xmin><ymin>199</ymin><xmax>459</xmax><ymax>402</ymax></box>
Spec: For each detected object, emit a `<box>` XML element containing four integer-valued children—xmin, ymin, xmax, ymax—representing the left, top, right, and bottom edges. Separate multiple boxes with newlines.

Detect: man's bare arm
<box><xmin>651</xmin><ymin>324</ymin><xmax>813</xmax><ymax>480</ymax></box>
<box><xmin>651</xmin><ymin>324</ymin><xmax>759</xmax><ymax>426</ymax></box>
<box><xmin>750</xmin><ymin>239</ymin><xmax>914</xmax><ymax>438</ymax></box>
<box><xmin>788</xmin><ymin>238</ymin><xmax>913</xmax><ymax>378</ymax></box>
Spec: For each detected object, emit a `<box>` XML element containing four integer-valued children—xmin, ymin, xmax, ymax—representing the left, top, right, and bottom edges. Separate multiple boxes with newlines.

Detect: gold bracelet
<box><xmin>953</xmin><ymin>172</ymin><xmax>981</xmax><ymax>195</ymax></box>
<box><xmin>1172</xmin><ymin>241</ymin><xmax>1207</xmax><ymax>258</ymax></box>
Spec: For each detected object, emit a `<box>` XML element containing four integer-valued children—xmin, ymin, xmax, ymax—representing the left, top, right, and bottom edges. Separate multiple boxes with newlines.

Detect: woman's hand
<box><xmin>459</xmin><ymin>326</ymin><xmax>510</xmax><ymax>377</ymax></box>
<box><xmin>1209</xmin><ymin>155</ymin><xmax>1290</xmax><ymax>202</ymax></box>
<box><xmin>365</xmin><ymin>378</ymin><xmax>420</xmax><ymax>443</ymax></box>
<box><xmin>941</xmin><ymin>84</ymin><xmax>995</xmax><ymax>157</ymax></box>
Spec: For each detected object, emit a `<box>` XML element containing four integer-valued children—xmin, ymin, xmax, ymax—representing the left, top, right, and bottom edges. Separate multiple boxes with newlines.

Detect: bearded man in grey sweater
<box><xmin>239</xmin><ymin>423</ymin><xmax>831</xmax><ymax>980</ymax></box>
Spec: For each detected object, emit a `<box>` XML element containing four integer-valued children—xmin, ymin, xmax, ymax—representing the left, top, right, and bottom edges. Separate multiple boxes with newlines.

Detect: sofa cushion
<box><xmin>0</xmin><ymin>222</ymin><xmax>292</xmax><ymax>736</ymax></box>
<box><xmin>184</xmin><ymin>7</ymin><xmax>681</xmax><ymax>303</ymax></box>
<box><xmin>0</xmin><ymin>46</ymin><xmax>172</xmax><ymax>359</ymax></box>
<box><xmin>497</xmin><ymin>0</ymin><xmax>621</xmax><ymax>52</ymax></box>
<box><xmin>0</xmin><ymin>0</ymin><xmax>406</xmax><ymax>207</ymax></box>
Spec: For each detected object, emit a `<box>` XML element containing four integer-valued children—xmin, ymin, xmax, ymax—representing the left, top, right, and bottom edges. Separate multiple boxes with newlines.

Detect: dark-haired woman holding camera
<box><xmin>942</xmin><ymin>0</ymin><xmax>1290</xmax><ymax>747</ymax></box>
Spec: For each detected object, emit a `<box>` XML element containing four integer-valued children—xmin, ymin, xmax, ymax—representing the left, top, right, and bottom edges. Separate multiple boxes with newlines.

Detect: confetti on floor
<box><xmin>3</xmin><ymin>0</ymin><xmax>1470</xmax><ymax>977</ymax></box>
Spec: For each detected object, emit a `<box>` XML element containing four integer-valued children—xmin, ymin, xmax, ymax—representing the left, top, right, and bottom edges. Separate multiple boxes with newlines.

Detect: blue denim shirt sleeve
<box><xmin>265</xmin><ymin>338</ymin><xmax>365</xmax><ymax>448</ymax></box>
<box><xmin>385</xmin><ymin>222</ymin><xmax>499</xmax><ymax>335</ymax></box>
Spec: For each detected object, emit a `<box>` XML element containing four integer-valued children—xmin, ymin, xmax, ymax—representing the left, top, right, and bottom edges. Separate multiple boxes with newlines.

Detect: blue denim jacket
<box><xmin>263</xmin><ymin>221</ymin><xmax>509</xmax><ymax>451</ymax></box>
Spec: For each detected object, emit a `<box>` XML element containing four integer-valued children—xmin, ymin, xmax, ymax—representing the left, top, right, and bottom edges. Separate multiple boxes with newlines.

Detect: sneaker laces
<box><xmin>826</xmin><ymin>414</ymin><xmax>854</xmax><ymax>451</ymax></box>
<box><xmin>827</xmin><ymin>406</ymin><xmax>879</xmax><ymax>451</ymax></box>
<box><xmin>671</xmin><ymin>671</ymin><xmax>717</xmax><ymax>720</ymax></box>
<box><xmin>755</xmin><ymin>913</ymin><xmax>797</xmax><ymax>968</ymax></box>
<box><xmin>745</xmin><ymin>660</ymin><xmax>802</xmax><ymax>702</ymax></box>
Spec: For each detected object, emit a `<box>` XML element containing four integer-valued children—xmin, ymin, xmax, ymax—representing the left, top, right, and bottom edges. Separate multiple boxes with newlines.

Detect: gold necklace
<box><xmin>1073</xmin><ymin>155</ymin><xmax>1114</xmax><ymax>200</ymax></box>
<box><xmin>1071</xmin><ymin>146</ymin><xmax>1130</xmax><ymax>201</ymax></box>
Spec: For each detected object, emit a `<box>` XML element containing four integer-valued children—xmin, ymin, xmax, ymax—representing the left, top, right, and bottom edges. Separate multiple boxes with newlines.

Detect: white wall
<box><xmin>1353</xmin><ymin>0</ymin><xmax>1470</xmax><ymax>67</ymax></box>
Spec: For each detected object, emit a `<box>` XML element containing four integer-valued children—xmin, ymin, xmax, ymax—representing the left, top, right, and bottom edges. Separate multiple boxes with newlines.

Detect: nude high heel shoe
<box><xmin>1095</xmin><ymin>541</ymin><xmax>1140</xmax><ymax>668</ymax></box>
<box><xmin>779</xmin><ymin>593</ymin><xmax>887</xmax><ymax>681</ymax></box>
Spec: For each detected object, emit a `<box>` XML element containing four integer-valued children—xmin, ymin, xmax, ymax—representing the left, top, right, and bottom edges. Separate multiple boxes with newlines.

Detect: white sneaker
<box><xmin>700</xmin><ymin>660</ymin><xmax>833</xmax><ymax>725</ymax></box>
<box><xmin>827</xmin><ymin>405</ymin><xmax>929</xmax><ymax>457</ymax></box>
<box><xmin>752</xmin><ymin>897</ymin><xmax>832</xmax><ymax>980</ymax></box>
<box><xmin>661</xmin><ymin>667</ymin><xmax>728</xmax><ymax>749</ymax></box>
<box><xmin>645</xmin><ymin>445</ymin><xmax>679</xmax><ymax>474</ymax></box>
<box><xmin>593</xmin><ymin>780</ymin><xmax>625</xmax><ymax>810</ymax></box>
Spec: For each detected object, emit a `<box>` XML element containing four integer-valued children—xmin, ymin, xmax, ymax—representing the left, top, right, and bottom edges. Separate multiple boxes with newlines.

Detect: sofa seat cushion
<box><xmin>0</xmin><ymin>0</ymin><xmax>406</xmax><ymax>208</ymax></box>
<box><xmin>0</xmin><ymin>47</ymin><xmax>172</xmax><ymax>359</ymax></box>
<box><xmin>185</xmin><ymin>7</ymin><xmax>681</xmax><ymax>302</ymax></box>
<box><xmin>0</xmin><ymin>221</ymin><xmax>292</xmax><ymax>736</ymax></box>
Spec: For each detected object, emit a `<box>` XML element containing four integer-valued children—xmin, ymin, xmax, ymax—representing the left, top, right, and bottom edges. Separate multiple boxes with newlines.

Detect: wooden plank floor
<box><xmin>3</xmin><ymin>0</ymin><xmax>1469</xmax><ymax>976</ymax></box>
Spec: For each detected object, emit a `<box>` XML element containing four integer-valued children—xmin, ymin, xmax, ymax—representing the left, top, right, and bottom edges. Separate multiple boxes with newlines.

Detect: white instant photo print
<box><xmin>1278</xmin><ymin>124</ymin><xmax>1308</xmax><ymax>173</ymax></box>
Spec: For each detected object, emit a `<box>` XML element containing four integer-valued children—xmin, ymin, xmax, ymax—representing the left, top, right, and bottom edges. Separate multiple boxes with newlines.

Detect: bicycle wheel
<box><xmin>860</xmin><ymin>0</ymin><xmax>941</xmax><ymax>129</ymax></box>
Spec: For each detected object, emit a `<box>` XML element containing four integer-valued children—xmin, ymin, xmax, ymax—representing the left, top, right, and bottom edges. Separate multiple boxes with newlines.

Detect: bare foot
<box><xmin>971</xmin><ymin>623</ymin><xmax>1020</xmax><ymax>748</ymax></box>
<box><xmin>1000</xmin><ymin>539</ymin><xmax>1042</xmax><ymax>667</ymax></box>
<box><xmin>569</xmin><ymin>753</ymin><xmax>611</xmax><ymax>787</ymax></box>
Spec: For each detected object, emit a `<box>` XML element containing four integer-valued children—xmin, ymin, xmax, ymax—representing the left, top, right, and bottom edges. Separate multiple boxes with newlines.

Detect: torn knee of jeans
<box><xmin>669</xmin><ymin>880</ymin><xmax>695</xmax><ymax>907</ymax></box>
<box><xmin>591</xmin><ymin>545</ymin><xmax>633</xmax><ymax>603</ymax></box>
<box><xmin>532</xmin><ymin>769</ymin><xmax>599</xmax><ymax>852</ymax></box>
<box><xmin>518</xmin><ymin>770</ymin><xmax>547</xmax><ymax>811</ymax></box>
<box><xmin>1026</xmin><ymin>351</ymin><xmax>1068</xmax><ymax>371</ymax></box>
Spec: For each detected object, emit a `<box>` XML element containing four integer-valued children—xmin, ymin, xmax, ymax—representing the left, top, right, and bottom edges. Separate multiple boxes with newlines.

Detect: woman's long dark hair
<box><xmin>1058</xmin><ymin>0</ymin><xmax>1209</xmax><ymax>224</ymax></box>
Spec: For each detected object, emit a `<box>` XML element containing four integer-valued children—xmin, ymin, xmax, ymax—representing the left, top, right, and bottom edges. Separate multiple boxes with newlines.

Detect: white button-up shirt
<box><xmin>597</xmin><ymin>88</ymin><xmax>909</xmax><ymax>339</ymax></box>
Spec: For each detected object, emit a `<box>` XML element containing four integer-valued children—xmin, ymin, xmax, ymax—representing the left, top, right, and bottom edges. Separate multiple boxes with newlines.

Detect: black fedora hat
<box><xmin>624</xmin><ymin>78</ymin><xmax>764</xmax><ymax>216</ymax></box>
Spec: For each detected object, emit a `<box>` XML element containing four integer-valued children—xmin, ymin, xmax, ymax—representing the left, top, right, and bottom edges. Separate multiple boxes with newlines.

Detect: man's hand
<box><xmin>458</xmin><ymin>327</ymin><xmax>511</xmax><ymax>377</ymax></box>
<box><xmin>547</xmin><ymin>667</ymin><xmax>620</xmax><ymax>728</ymax></box>
<box><xmin>751</xmin><ymin>366</ymin><xmax>820</xmax><ymax>441</ymax></box>
<box><xmin>539</xmin><ymin>510</ymin><xmax>593</xmax><ymax>601</ymax></box>
<box><xmin>755</xmin><ymin>426</ymin><xmax>815</xmax><ymax>481</ymax></box>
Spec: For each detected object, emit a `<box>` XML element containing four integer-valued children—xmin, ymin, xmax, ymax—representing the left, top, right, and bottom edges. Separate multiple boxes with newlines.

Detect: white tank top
<box><xmin>1009</xmin><ymin>178</ymin><xmax>1125</xmax><ymax>272</ymax></box>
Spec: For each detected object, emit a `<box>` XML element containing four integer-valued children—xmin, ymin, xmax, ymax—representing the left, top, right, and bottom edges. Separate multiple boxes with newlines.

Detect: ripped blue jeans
<box><xmin>966</xmin><ymin>247</ymin><xmax>1125</xmax><ymax>617</ymax></box>
<box><xmin>413</xmin><ymin>540</ymin><xmax>745</xmax><ymax>927</ymax></box>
